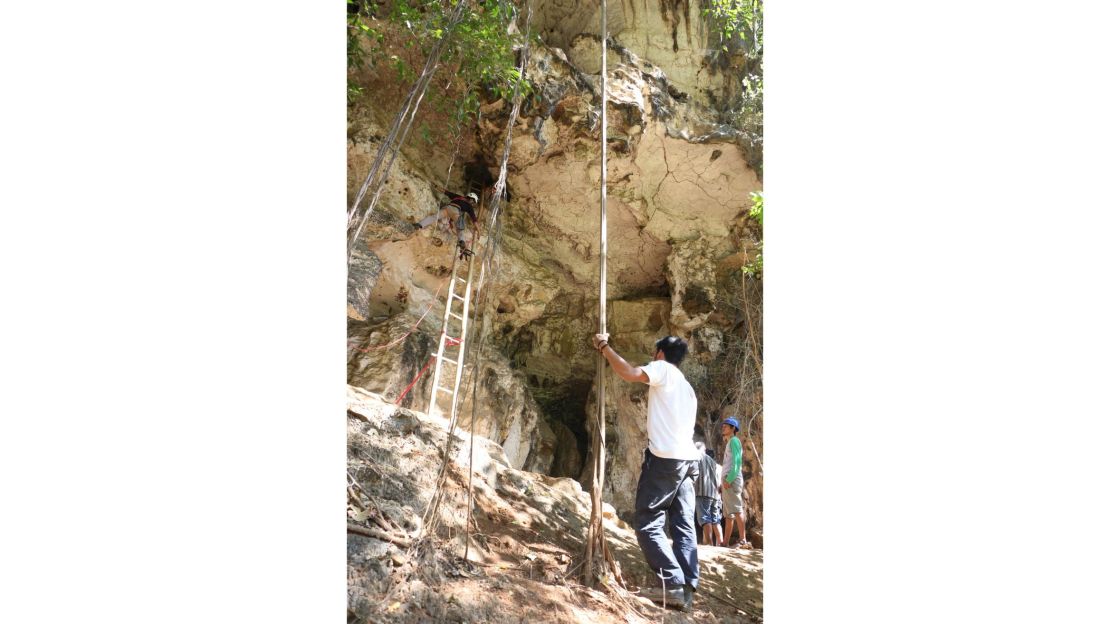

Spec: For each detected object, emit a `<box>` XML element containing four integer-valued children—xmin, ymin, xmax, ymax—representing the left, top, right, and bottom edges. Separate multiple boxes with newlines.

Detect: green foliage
<box><xmin>703</xmin><ymin>0</ymin><xmax>763</xmax><ymax>55</ymax></box>
<box><xmin>347</xmin><ymin>1</ymin><xmax>385</xmax><ymax>105</ymax></box>
<box><xmin>743</xmin><ymin>191</ymin><xmax>763</xmax><ymax>277</ymax></box>
<box><xmin>448</xmin><ymin>1</ymin><xmax>532</xmax><ymax>103</ymax></box>
<box><xmin>748</xmin><ymin>191</ymin><xmax>763</xmax><ymax>226</ymax></box>
<box><xmin>742</xmin><ymin>245</ymin><xmax>763</xmax><ymax>277</ymax></box>
<box><xmin>347</xmin><ymin>0</ymin><xmax>532</xmax><ymax>124</ymax></box>
<box><xmin>702</xmin><ymin>0</ymin><xmax>763</xmax><ymax>177</ymax></box>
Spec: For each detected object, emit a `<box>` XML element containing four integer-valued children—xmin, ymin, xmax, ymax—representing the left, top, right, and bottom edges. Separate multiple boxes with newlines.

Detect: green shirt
<box><xmin>724</xmin><ymin>435</ymin><xmax>743</xmax><ymax>484</ymax></box>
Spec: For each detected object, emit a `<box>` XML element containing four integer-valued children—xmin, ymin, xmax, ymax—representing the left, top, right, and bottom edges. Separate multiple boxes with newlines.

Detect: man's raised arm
<box><xmin>592</xmin><ymin>333</ymin><xmax>649</xmax><ymax>383</ymax></box>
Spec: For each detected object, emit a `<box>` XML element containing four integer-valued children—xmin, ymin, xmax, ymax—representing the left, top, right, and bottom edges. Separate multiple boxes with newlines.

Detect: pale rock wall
<box><xmin>578</xmin><ymin>241</ymin><xmax>759</xmax><ymax>522</ymax></box>
<box><xmin>347</xmin><ymin>10</ymin><xmax>761</xmax><ymax>524</ymax></box>
<box><xmin>579</xmin><ymin>297</ymin><xmax>671</xmax><ymax>516</ymax></box>
<box><xmin>490</xmin><ymin>43</ymin><xmax>759</xmax><ymax>305</ymax></box>
<box><xmin>348</xmin><ymin>315</ymin><xmax>559</xmax><ymax>475</ymax></box>
<box><xmin>533</xmin><ymin>0</ymin><xmax>742</xmax><ymax>108</ymax></box>
<box><xmin>347</xmin><ymin>124</ymin><xmax>446</xmax><ymax>321</ymax></box>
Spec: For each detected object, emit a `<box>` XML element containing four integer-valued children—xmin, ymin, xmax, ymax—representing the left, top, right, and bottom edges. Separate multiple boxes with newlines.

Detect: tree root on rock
<box><xmin>347</xmin><ymin>522</ymin><xmax>413</xmax><ymax>547</ymax></box>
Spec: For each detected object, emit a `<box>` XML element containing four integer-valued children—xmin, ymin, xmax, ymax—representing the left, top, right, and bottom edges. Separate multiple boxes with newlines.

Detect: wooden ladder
<box><xmin>425</xmin><ymin>191</ymin><xmax>485</xmax><ymax>422</ymax></box>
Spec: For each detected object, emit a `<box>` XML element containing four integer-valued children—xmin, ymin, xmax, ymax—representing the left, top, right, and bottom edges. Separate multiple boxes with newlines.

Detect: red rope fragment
<box><xmin>395</xmin><ymin>356</ymin><xmax>435</xmax><ymax>405</ymax></box>
<box><xmin>349</xmin><ymin>277</ymin><xmax>450</xmax><ymax>353</ymax></box>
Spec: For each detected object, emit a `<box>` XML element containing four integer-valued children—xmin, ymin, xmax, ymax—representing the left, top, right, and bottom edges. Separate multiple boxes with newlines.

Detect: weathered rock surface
<box><xmin>347</xmin><ymin>388</ymin><xmax>764</xmax><ymax>623</ymax></box>
<box><xmin>533</xmin><ymin>0</ymin><xmax>746</xmax><ymax>109</ymax></box>
<box><xmin>349</xmin><ymin>316</ymin><xmax>560</xmax><ymax>475</ymax></box>
<box><xmin>348</xmin><ymin>10</ymin><xmax>762</xmax><ymax>532</ymax></box>
<box><xmin>493</xmin><ymin>43</ymin><xmax>758</xmax><ymax>301</ymax></box>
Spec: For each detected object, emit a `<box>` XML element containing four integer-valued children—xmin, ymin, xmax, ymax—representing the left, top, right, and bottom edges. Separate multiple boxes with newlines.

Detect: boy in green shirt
<box><xmin>720</xmin><ymin>417</ymin><xmax>752</xmax><ymax>549</ymax></box>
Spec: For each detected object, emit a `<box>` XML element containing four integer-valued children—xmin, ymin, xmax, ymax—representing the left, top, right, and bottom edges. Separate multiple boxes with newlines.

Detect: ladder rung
<box><xmin>438</xmin><ymin>356</ymin><xmax>458</xmax><ymax>365</ymax></box>
<box><xmin>451</xmin><ymin>293</ymin><xmax>466</xmax><ymax>301</ymax></box>
<box><xmin>448</xmin><ymin>312</ymin><xmax>464</xmax><ymax>321</ymax></box>
<box><xmin>436</xmin><ymin>386</ymin><xmax>454</xmax><ymax>395</ymax></box>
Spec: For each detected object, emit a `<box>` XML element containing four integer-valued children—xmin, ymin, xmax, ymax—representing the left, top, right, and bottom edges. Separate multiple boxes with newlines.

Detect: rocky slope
<box><xmin>347</xmin><ymin>387</ymin><xmax>763</xmax><ymax>623</ymax></box>
<box><xmin>348</xmin><ymin>0</ymin><xmax>762</xmax><ymax>536</ymax></box>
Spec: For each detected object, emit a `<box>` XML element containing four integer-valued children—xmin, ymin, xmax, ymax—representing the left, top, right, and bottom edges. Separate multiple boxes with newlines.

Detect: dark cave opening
<box><xmin>526</xmin><ymin>374</ymin><xmax>592</xmax><ymax>479</ymax></box>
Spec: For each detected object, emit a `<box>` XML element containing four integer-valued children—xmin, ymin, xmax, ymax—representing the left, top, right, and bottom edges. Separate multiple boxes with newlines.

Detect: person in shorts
<box><xmin>694</xmin><ymin>441</ymin><xmax>724</xmax><ymax>546</ymax></box>
<box><xmin>720</xmin><ymin>417</ymin><xmax>752</xmax><ymax>549</ymax></box>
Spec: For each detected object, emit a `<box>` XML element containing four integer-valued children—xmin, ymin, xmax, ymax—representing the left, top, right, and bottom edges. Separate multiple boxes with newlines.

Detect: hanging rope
<box><xmin>430</xmin><ymin>98</ymin><xmax>475</xmax><ymax>243</ymax></box>
<box><xmin>582</xmin><ymin>0</ymin><xmax>621</xmax><ymax>589</ymax></box>
<box><xmin>463</xmin><ymin>0</ymin><xmax>533</xmax><ymax>563</ymax></box>
<box><xmin>389</xmin><ymin>327</ymin><xmax>472</xmax><ymax>410</ymax></box>
<box><xmin>440</xmin><ymin>87</ymin><xmax>470</xmax><ymax>195</ymax></box>
<box><xmin>361</xmin><ymin>2</ymin><xmax>532</xmax><ymax>610</ymax></box>
<box><xmin>347</xmin><ymin>0</ymin><xmax>468</xmax><ymax>261</ymax></box>
<box><xmin>414</xmin><ymin>0</ymin><xmax>533</xmax><ymax>559</ymax></box>
<box><xmin>747</xmin><ymin>407</ymin><xmax>765</xmax><ymax>476</ymax></box>
<box><xmin>347</xmin><ymin>276</ymin><xmax>451</xmax><ymax>353</ymax></box>
<box><xmin>394</xmin><ymin>355</ymin><xmax>435</xmax><ymax>405</ymax></box>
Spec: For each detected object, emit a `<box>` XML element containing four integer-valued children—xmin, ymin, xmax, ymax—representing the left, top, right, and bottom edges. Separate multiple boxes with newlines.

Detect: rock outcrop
<box><xmin>347</xmin><ymin>1</ymin><xmax>762</xmax><ymax>531</ymax></box>
<box><xmin>349</xmin><ymin>316</ymin><xmax>563</xmax><ymax>475</ymax></box>
<box><xmin>533</xmin><ymin>0</ymin><xmax>746</xmax><ymax>109</ymax></box>
<box><xmin>347</xmin><ymin>387</ymin><xmax>764</xmax><ymax>623</ymax></box>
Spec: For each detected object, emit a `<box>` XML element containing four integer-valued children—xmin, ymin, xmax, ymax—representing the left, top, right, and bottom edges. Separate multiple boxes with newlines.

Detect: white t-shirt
<box><xmin>641</xmin><ymin>360</ymin><xmax>699</xmax><ymax>460</ymax></box>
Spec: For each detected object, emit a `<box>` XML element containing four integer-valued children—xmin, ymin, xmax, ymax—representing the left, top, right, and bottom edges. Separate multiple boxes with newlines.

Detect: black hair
<box><xmin>654</xmin><ymin>335</ymin><xmax>688</xmax><ymax>365</ymax></box>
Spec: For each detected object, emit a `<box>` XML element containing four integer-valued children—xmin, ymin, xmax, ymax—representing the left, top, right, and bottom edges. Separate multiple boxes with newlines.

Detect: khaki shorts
<box><xmin>721</xmin><ymin>479</ymin><xmax>744</xmax><ymax>516</ymax></box>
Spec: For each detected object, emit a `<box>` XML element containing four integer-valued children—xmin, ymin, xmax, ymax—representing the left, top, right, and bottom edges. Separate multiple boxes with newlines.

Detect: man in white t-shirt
<box><xmin>591</xmin><ymin>332</ymin><xmax>700</xmax><ymax>612</ymax></box>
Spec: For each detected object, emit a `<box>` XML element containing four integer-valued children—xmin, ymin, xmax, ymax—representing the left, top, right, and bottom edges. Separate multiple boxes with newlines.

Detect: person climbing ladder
<box><xmin>415</xmin><ymin>187</ymin><xmax>479</xmax><ymax>258</ymax></box>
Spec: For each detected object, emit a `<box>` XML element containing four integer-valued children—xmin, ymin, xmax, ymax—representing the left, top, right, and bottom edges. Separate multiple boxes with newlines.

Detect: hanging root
<box><xmin>347</xmin><ymin>1</ymin><xmax>468</xmax><ymax>259</ymax></box>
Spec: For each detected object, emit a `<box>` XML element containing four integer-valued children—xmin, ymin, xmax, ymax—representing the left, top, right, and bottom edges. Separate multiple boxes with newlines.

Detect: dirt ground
<box><xmin>348</xmin><ymin>386</ymin><xmax>762</xmax><ymax>623</ymax></box>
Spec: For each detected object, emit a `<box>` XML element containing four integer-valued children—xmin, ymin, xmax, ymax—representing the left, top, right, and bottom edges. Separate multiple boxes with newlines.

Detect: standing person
<box><xmin>720</xmin><ymin>416</ymin><xmax>752</xmax><ymax>549</ymax></box>
<box><xmin>694</xmin><ymin>442</ymin><xmax>724</xmax><ymax>547</ymax></box>
<box><xmin>414</xmin><ymin>188</ymin><xmax>479</xmax><ymax>258</ymax></box>
<box><xmin>591</xmin><ymin>333</ymin><xmax>699</xmax><ymax>612</ymax></box>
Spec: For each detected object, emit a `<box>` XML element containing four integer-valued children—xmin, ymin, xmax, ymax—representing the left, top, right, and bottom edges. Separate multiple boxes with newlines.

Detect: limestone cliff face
<box><xmin>348</xmin><ymin>317</ymin><xmax>574</xmax><ymax>477</ymax></box>
<box><xmin>534</xmin><ymin>0</ymin><xmax>745</xmax><ymax>110</ymax></box>
<box><xmin>348</xmin><ymin>0</ymin><xmax>762</xmax><ymax>530</ymax></box>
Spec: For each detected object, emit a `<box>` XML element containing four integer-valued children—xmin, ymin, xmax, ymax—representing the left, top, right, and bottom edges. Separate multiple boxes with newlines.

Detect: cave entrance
<box><xmin>461</xmin><ymin>156</ymin><xmax>511</xmax><ymax>204</ymax></box>
<box><xmin>527</xmin><ymin>374</ymin><xmax>592</xmax><ymax>479</ymax></box>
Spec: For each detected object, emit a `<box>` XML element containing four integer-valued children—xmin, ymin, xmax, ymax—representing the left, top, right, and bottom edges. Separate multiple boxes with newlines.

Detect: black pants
<box><xmin>634</xmin><ymin>449</ymin><xmax>700</xmax><ymax>590</ymax></box>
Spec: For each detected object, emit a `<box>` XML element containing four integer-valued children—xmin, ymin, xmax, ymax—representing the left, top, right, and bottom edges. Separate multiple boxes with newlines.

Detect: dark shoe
<box><xmin>638</xmin><ymin>586</ymin><xmax>690</xmax><ymax>612</ymax></box>
<box><xmin>457</xmin><ymin>240</ymin><xmax>473</xmax><ymax>259</ymax></box>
